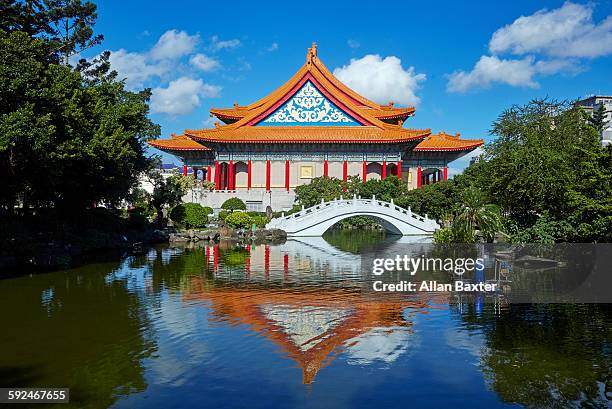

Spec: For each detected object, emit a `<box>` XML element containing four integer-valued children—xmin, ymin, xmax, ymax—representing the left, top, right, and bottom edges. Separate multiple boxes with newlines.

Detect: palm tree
<box><xmin>452</xmin><ymin>187</ymin><xmax>502</xmax><ymax>242</ymax></box>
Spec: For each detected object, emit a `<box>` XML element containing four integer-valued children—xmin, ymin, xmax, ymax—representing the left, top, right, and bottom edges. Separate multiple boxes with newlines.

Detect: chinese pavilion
<box><xmin>148</xmin><ymin>43</ymin><xmax>483</xmax><ymax>211</ymax></box>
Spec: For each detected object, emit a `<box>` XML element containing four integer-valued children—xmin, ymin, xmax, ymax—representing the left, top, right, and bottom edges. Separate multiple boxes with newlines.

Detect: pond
<box><xmin>0</xmin><ymin>232</ymin><xmax>610</xmax><ymax>408</ymax></box>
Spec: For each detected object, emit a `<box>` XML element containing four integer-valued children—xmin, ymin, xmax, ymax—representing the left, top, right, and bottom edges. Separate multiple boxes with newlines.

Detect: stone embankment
<box><xmin>169</xmin><ymin>227</ymin><xmax>287</xmax><ymax>245</ymax></box>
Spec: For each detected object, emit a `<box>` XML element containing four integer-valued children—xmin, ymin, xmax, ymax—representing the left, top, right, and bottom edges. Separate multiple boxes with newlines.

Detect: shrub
<box><xmin>218</xmin><ymin>210</ymin><xmax>230</xmax><ymax>220</ymax></box>
<box><xmin>225</xmin><ymin>212</ymin><xmax>253</xmax><ymax>229</ymax></box>
<box><xmin>202</xmin><ymin>206</ymin><xmax>214</xmax><ymax>215</ymax></box>
<box><xmin>221</xmin><ymin>197</ymin><xmax>246</xmax><ymax>211</ymax></box>
<box><xmin>251</xmin><ymin>215</ymin><xmax>268</xmax><ymax>227</ymax></box>
<box><xmin>169</xmin><ymin>203</ymin><xmax>209</xmax><ymax>228</ymax></box>
<box><xmin>433</xmin><ymin>227</ymin><xmax>455</xmax><ymax>243</ymax></box>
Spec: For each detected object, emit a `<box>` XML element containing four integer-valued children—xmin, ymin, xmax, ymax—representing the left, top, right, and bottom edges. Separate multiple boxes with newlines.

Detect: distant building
<box><xmin>575</xmin><ymin>95</ymin><xmax>612</xmax><ymax>146</ymax></box>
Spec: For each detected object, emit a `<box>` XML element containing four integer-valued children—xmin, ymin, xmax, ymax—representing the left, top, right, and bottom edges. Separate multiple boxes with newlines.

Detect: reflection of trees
<box><xmin>459</xmin><ymin>304</ymin><xmax>611</xmax><ymax>408</ymax></box>
<box><xmin>323</xmin><ymin>230</ymin><xmax>387</xmax><ymax>254</ymax></box>
<box><xmin>0</xmin><ymin>261</ymin><xmax>154</xmax><ymax>408</ymax></box>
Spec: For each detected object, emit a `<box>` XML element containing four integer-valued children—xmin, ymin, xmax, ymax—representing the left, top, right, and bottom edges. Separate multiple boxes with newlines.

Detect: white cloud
<box><xmin>333</xmin><ymin>54</ymin><xmax>426</xmax><ymax>106</ymax></box>
<box><xmin>189</xmin><ymin>53</ymin><xmax>220</xmax><ymax>71</ymax></box>
<box><xmin>210</xmin><ymin>35</ymin><xmax>241</xmax><ymax>51</ymax></box>
<box><xmin>150</xmin><ymin>29</ymin><xmax>199</xmax><ymax>60</ymax></box>
<box><xmin>447</xmin><ymin>56</ymin><xmax>539</xmax><ymax>92</ymax></box>
<box><xmin>267</xmin><ymin>42</ymin><xmax>279</xmax><ymax>52</ymax></box>
<box><xmin>347</xmin><ymin>39</ymin><xmax>360</xmax><ymax>49</ymax></box>
<box><xmin>109</xmin><ymin>49</ymin><xmax>168</xmax><ymax>89</ymax></box>
<box><xmin>489</xmin><ymin>2</ymin><xmax>612</xmax><ymax>58</ymax></box>
<box><xmin>447</xmin><ymin>2</ymin><xmax>611</xmax><ymax>92</ymax></box>
<box><xmin>151</xmin><ymin>77</ymin><xmax>221</xmax><ymax>115</ymax></box>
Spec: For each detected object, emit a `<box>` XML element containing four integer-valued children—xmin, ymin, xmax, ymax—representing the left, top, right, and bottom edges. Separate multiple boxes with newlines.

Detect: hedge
<box><xmin>169</xmin><ymin>203</ymin><xmax>209</xmax><ymax>228</ymax></box>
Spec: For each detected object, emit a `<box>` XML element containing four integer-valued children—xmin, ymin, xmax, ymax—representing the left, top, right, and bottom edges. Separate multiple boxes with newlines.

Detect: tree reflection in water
<box><xmin>455</xmin><ymin>304</ymin><xmax>612</xmax><ymax>408</ymax></box>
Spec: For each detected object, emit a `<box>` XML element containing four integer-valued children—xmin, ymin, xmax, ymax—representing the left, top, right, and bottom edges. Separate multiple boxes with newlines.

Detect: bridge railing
<box><xmin>268</xmin><ymin>195</ymin><xmax>432</xmax><ymax>225</ymax></box>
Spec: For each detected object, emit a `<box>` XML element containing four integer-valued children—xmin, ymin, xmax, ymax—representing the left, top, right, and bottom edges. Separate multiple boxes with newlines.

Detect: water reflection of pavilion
<box><xmin>184</xmin><ymin>281</ymin><xmax>436</xmax><ymax>384</ymax></box>
<box><xmin>184</xmin><ymin>239</ymin><xmax>445</xmax><ymax>384</ymax></box>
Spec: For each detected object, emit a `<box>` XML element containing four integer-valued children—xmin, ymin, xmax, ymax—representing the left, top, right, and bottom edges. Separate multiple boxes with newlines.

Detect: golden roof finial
<box><xmin>307</xmin><ymin>42</ymin><xmax>318</xmax><ymax>63</ymax></box>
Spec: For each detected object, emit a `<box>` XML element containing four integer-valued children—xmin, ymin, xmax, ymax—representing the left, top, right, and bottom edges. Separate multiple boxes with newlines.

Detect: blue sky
<box><xmin>88</xmin><ymin>0</ymin><xmax>612</xmax><ymax>172</ymax></box>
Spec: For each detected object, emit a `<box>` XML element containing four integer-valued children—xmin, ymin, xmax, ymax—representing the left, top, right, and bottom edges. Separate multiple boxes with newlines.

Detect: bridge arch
<box><xmin>266</xmin><ymin>197</ymin><xmax>439</xmax><ymax>237</ymax></box>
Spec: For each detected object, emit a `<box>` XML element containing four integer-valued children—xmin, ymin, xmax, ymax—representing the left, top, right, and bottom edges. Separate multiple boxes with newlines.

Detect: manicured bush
<box><xmin>218</xmin><ymin>210</ymin><xmax>230</xmax><ymax>221</ymax></box>
<box><xmin>250</xmin><ymin>215</ymin><xmax>268</xmax><ymax>227</ymax></box>
<box><xmin>169</xmin><ymin>203</ymin><xmax>209</xmax><ymax>228</ymax></box>
<box><xmin>221</xmin><ymin>197</ymin><xmax>246</xmax><ymax>211</ymax></box>
<box><xmin>202</xmin><ymin>206</ymin><xmax>214</xmax><ymax>215</ymax></box>
<box><xmin>225</xmin><ymin>212</ymin><xmax>253</xmax><ymax>229</ymax></box>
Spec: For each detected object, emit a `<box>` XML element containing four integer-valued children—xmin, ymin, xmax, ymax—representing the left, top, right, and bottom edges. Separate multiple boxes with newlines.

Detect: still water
<box><xmin>0</xmin><ymin>231</ymin><xmax>610</xmax><ymax>408</ymax></box>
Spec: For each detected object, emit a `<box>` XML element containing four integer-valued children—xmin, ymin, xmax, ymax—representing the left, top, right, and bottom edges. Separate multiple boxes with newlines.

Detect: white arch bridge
<box><xmin>266</xmin><ymin>196</ymin><xmax>440</xmax><ymax>237</ymax></box>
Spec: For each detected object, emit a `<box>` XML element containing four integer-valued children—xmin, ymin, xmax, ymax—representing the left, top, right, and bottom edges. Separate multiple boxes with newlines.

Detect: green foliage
<box><xmin>169</xmin><ymin>203</ymin><xmax>208</xmax><ymax>229</ymax></box>
<box><xmin>336</xmin><ymin>216</ymin><xmax>381</xmax><ymax>230</ymax></box>
<box><xmin>508</xmin><ymin>212</ymin><xmax>575</xmax><ymax>244</ymax></box>
<box><xmin>250</xmin><ymin>215</ymin><xmax>268</xmax><ymax>227</ymax></box>
<box><xmin>217</xmin><ymin>210</ymin><xmax>229</xmax><ymax>221</ymax></box>
<box><xmin>352</xmin><ymin>176</ymin><xmax>409</xmax><ymax>202</ymax></box>
<box><xmin>294</xmin><ymin>176</ymin><xmax>346</xmax><ymax>207</ymax></box>
<box><xmin>433</xmin><ymin>227</ymin><xmax>455</xmax><ymax>244</ymax></box>
<box><xmin>224</xmin><ymin>211</ymin><xmax>253</xmax><ymax>229</ymax></box>
<box><xmin>451</xmin><ymin>187</ymin><xmax>503</xmax><ymax>243</ymax></box>
<box><xmin>395</xmin><ymin>181</ymin><xmax>458</xmax><ymax>222</ymax></box>
<box><xmin>0</xmin><ymin>29</ymin><xmax>159</xmax><ymax>212</ymax></box>
<box><xmin>0</xmin><ymin>0</ymin><xmax>104</xmax><ymax>65</ymax></box>
<box><xmin>461</xmin><ymin>99</ymin><xmax>611</xmax><ymax>242</ymax></box>
<box><xmin>148</xmin><ymin>168</ymin><xmax>193</xmax><ymax>224</ymax></box>
<box><xmin>588</xmin><ymin>104</ymin><xmax>607</xmax><ymax>135</ymax></box>
<box><xmin>221</xmin><ymin>197</ymin><xmax>246</xmax><ymax>211</ymax></box>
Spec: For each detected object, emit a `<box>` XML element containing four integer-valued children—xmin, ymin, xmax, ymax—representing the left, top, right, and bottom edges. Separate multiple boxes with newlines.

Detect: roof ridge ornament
<box><xmin>307</xmin><ymin>42</ymin><xmax>318</xmax><ymax>64</ymax></box>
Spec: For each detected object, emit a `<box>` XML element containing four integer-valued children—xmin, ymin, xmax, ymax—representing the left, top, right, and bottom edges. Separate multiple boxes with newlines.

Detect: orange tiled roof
<box><xmin>186</xmin><ymin>126</ymin><xmax>430</xmax><ymax>144</ymax></box>
<box><xmin>147</xmin><ymin>134</ymin><xmax>210</xmax><ymax>151</ymax></box>
<box><xmin>414</xmin><ymin>132</ymin><xmax>483</xmax><ymax>151</ymax></box>
<box><xmin>182</xmin><ymin>43</ymin><xmax>420</xmax><ymax>143</ymax></box>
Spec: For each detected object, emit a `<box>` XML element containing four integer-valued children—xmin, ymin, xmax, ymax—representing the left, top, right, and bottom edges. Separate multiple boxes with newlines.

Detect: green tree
<box><xmin>588</xmin><ymin>103</ymin><xmax>607</xmax><ymax>136</ymax></box>
<box><xmin>148</xmin><ymin>170</ymin><xmax>193</xmax><ymax>225</ymax></box>
<box><xmin>294</xmin><ymin>176</ymin><xmax>346</xmax><ymax>207</ymax></box>
<box><xmin>0</xmin><ymin>29</ymin><xmax>159</xmax><ymax>213</ymax></box>
<box><xmin>451</xmin><ymin>187</ymin><xmax>502</xmax><ymax>243</ymax></box>
<box><xmin>224</xmin><ymin>211</ymin><xmax>253</xmax><ymax>229</ymax></box>
<box><xmin>221</xmin><ymin>197</ymin><xmax>246</xmax><ymax>212</ymax></box>
<box><xmin>169</xmin><ymin>203</ymin><xmax>208</xmax><ymax>229</ymax></box>
<box><xmin>0</xmin><ymin>0</ymin><xmax>103</xmax><ymax>64</ymax></box>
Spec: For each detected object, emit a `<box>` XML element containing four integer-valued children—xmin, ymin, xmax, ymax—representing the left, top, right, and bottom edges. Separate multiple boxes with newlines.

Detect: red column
<box><xmin>417</xmin><ymin>165</ymin><xmax>422</xmax><ymax>188</ymax></box>
<box><xmin>397</xmin><ymin>160</ymin><xmax>402</xmax><ymax>178</ymax></box>
<box><xmin>285</xmin><ymin>160</ymin><xmax>290</xmax><ymax>192</ymax></box>
<box><xmin>343</xmin><ymin>160</ymin><xmax>348</xmax><ymax>192</ymax></box>
<box><xmin>382</xmin><ymin>160</ymin><xmax>387</xmax><ymax>179</ymax></box>
<box><xmin>228</xmin><ymin>160</ymin><xmax>234</xmax><ymax>191</ymax></box>
<box><xmin>362</xmin><ymin>160</ymin><xmax>367</xmax><ymax>183</ymax></box>
<box><xmin>443</xmin><ymin>166</ymin><xmax>448</xmax><ymax>181</ymax></box>
<box><xmin>214</xmin><ymin>160</ymin><xmax>220</xmax><ymax>190</ymax></box>
<box><xmin>283</xmin><ymin>253</ymin><xmax>289</xmax><ymax>278</ymax></box>
<box><xmin>266</xmin><ymin>160</ymin><xmax>271</xmax><ymax>192</ymax></box>
<box><xmin>183</xmin><ymin>165</ymin><xmax>187</xmax><ymax>176</ymax></box>
<box><xmin>213</xmin><ymin>244</ymin><xmax>219</xmax><ymax>273</ymax></box>
<box><xmin>220</xmin><ymin>164</ymin><xmax>225</xmax><ymax>190</ymax></box>
<box><xmin>264</xmin><ymin>245</ymin><xmax>270</xmax><ymax>278</ymax></box>
<box><xmin>323</xmin><ymin>159</ymin><xmax>328</xmax><ymax>177</ymax></box>
<box><xmin>247</xmin><ymin>160</ymin><xmax>252</xmax><ymax>190</ymax></box>
<box><xmin>207</xmin><ymin>165</ymin><xmax>211</xmax><ymax>182</ymax></box>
